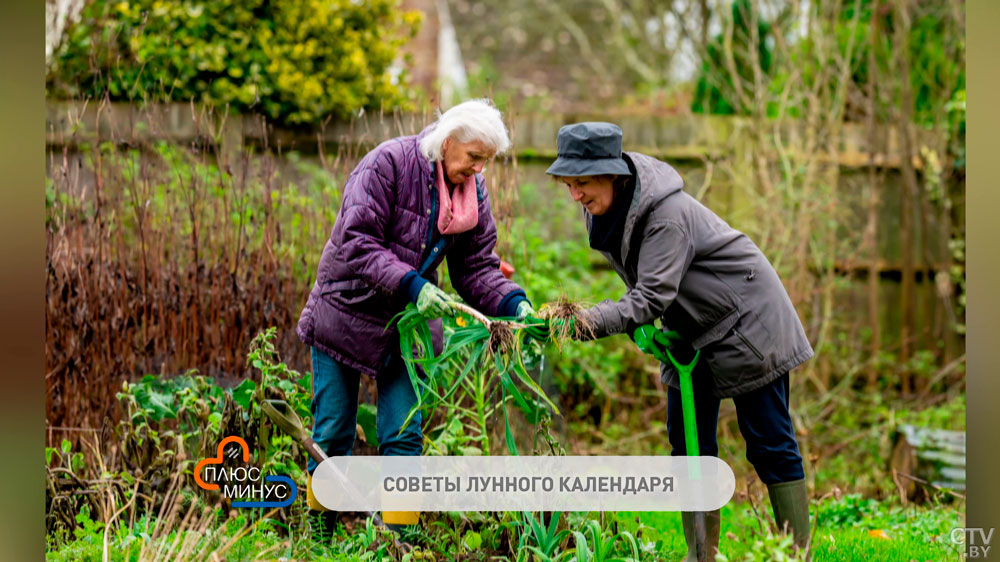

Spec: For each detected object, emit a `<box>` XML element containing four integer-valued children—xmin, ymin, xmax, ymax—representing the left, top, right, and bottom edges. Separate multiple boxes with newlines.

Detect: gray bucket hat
<box><xmin>545</xmin><ymin>122</ymin><xmax>632</xmax><ymax>177</ymax></box>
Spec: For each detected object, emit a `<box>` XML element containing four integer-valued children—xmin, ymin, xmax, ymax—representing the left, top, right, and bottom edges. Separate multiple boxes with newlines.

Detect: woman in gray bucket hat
<box><xmin>544</xmin><ymin>122</ymin><xmax>814</xmax><ymax>559</ymax></box>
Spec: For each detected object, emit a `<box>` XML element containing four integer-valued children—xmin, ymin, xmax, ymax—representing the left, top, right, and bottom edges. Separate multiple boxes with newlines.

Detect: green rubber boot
<box><xmin>680</xmin><ymin>510</ymin><xmax>721</xmax><ymax>561</ymax></box>
<box><xmin>767</xmin><ymin>478</ymin><xmax>811</xmax><ymax>552</ymax></box>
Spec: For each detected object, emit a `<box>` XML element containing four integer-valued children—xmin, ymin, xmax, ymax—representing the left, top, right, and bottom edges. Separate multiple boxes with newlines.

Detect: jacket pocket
<box><xmin>733</xmin><ymin>328</ymin><xmax>764</xmax><ymax>361</ymax></box>
<box><xmin>690</xmin><ymin>307</ymin><xmax>740</xmax><ymax>349</ymax></box>
<box><xmin>700</xmin><ymin>310</ymin><xmax>774</xmax><ymax>389</ymax></box>
<box><xmin>730</xmin><ymin>310</ymin><xmax>773</xmax><ymax>362</ymax></box>
<box><xmin>321</xmin><ymin>279</ymin><xmax>378</xmax><ymax>306</ymax></box>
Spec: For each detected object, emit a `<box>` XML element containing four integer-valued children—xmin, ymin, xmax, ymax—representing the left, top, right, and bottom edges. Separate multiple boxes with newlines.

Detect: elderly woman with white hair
<box><xmin>296</xmin><ymin>99</ymin><xmax>535</xmax><ymax>539</ymax></box>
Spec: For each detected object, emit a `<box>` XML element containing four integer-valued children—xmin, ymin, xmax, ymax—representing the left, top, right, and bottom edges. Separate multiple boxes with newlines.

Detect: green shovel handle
<box><xmin>647</xmin><ymin>336</ymin><xmax>707</xmax><ymax>557</ymax></box>
<box><xmin>675</xmin><ymin>348</ymin><xmax>701</xmax><ymax>458</ymax></box>
<box><xmin>647</xmin><ymin>340</ymin><xmax>701</xmax><ymax>458</ymax></box>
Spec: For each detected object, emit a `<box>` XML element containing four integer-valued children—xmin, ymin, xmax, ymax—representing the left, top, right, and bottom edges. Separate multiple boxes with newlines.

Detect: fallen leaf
<box><xmin>868</xmin><ymin>529</ymin><xmax>891</xmax><ymax>540</ymax></box>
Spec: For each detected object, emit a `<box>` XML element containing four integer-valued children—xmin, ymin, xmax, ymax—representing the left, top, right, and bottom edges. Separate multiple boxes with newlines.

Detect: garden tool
<box><xmin>634</xmin><ymin>326</ymin><xmax>716</xmax><ymax>562</ymax></box>
<box><xmin>261</xmin><ymin>399</ymin><xmax>420</xmax><ymax>548</ymax></box>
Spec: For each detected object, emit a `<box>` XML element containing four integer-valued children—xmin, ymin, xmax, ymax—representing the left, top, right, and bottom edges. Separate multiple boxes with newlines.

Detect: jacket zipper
<box><xmin>418</xmin><ymin>179</ymin><xmax>438</xmax><ymax>275</ymax></box>
<box><xmin>734</xmin><ymin>328</ymin><xmax>765</xmax><ymax>361</ymax></box>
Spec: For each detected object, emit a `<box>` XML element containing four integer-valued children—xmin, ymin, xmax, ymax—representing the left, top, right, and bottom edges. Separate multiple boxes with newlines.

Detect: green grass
<box><xmin>614</xmin><ymin>495</ymin><xmax>963</xmax><ymax>561</ymax></box>
<box><xmin>811</xmin><ymin>533</ymin><xmax>956</xmax><ymax>562</ymax></box>
<box><xmin>45</xmin><ymin>509</ymin><xmax>397</xmax><ymax>561</ymax></box>
<box><xmin>48</xmin><ymin>496</ymin><xmax>964</xmax><ymax>561</ymax></box>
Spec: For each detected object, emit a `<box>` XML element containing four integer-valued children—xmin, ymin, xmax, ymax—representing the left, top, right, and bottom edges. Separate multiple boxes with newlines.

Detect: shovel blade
<box><xmin>261</xmin><ymin>399</ymin><xmax>309</xmax><ymax>442</ymax></box>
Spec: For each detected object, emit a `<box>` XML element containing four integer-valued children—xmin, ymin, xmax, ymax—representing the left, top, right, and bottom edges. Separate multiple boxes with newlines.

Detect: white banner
<box><xmin>312</xmin><ymin>456</ymin><xmax>734</xmax><ymax>512</ymax></box>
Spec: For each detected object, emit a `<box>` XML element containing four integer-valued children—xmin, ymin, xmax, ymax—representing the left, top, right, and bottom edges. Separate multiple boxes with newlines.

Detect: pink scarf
<box><xmin>435</xmin><ymin>160</ymin><xmax>479</xmax><ymax>235</ymax></box>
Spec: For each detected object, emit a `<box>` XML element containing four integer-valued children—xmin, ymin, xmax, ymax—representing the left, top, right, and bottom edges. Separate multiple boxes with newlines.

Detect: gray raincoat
<box><xmin>579</xmin><ymin>152</ymin><xmax>814</xmax><ymax>397</ymax></box>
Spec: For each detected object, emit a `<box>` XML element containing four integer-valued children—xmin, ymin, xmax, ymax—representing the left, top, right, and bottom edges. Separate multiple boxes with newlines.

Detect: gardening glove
<box><xmin>658</xmin><ymin>329</ymin><xmax>683</xmax><ymax>347</ymax></box>
<box><xmin>522</xmin><ymin>314</ymin><xmax>551</xmax><ymax>342</ymax></box>
<box><xmin>634</xmin><ymin>325</ymin><xmax>693</xmax><ymax>362</ymax></box>
<box><xmin>548</xmin><ymin>316</ymin><xmax>578</xmax><ymax>340</ymax></box>
<box><xmin>515</xmin><ymin>300</ymin><xmax>535</xmax><ymax>320</ymax></box>
<box><xmin>415</xmin><ymin>283</ymin><xmax>455</xmax><ymax>319</ymax></box>
<box><xmin>632</xmin><ymin>324</ymin><xmax>659</xmax><ymax>356</ymax></box>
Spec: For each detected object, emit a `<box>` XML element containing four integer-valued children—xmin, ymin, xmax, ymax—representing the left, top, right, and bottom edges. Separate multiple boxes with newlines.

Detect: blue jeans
<box><xmin>307</xmin><ymin>347</ymin><xmax>423</xmax><ymax>474</ymax></box>
<box><xmin>667</xmin><ymin>372</ymin><xmax>804</xmax><ymax>485</ymax></box>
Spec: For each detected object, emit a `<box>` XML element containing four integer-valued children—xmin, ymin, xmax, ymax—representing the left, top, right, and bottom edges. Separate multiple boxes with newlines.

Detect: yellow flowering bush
<box><xmin>48</xmin><ymin>0</ymin><xmax>422</xmax><ymax>124</ymax></box>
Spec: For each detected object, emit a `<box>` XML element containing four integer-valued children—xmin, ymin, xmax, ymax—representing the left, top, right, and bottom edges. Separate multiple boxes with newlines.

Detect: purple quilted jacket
<box><xmin>296</xmin><ymin>126</ymin><xmax>523</xmax><ymax>376</ymax></box>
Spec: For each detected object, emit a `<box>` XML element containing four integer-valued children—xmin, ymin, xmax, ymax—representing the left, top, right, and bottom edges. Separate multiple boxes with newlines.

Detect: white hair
<box><xmin>418</xmin><ymin>98</ymin><xmax>511</xmax><ymax>161</ymax></box>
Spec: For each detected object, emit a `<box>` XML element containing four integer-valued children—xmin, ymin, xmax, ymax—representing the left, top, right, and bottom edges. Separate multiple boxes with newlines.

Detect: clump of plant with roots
<box><xmin>393</xmin><ymin>296</ymin><xmax>587</xmax><ymax>456</ymax></box>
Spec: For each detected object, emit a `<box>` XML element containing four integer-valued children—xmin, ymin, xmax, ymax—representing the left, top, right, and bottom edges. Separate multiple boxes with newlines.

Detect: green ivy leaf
<box><xmin>277</xmin><ymin>379</ymin><xmax>295</xmax><ymax>394</ymax></box>
<box><xmin>133</xmin><ymin>383</ymin><xmax>178</xmax><ymax>420</ymax></box>
<box><xmin>463</xmin><ymin>530</ymin><xmax>483</xmax><ymax>550</ymax></box>
<box><xmin>208</xmin><ymin>411</ymin><xmax>222</xmax><ymax>431</ymax></box>
<box><xmin>71</xmin><ymin>452</ymin><xmax>85</xmax><ymax>473</ymax></box>
<box><xmin>232</xmin><ymin>379</ymin><xmax>257</xmax><ymax>410</ymax></box>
